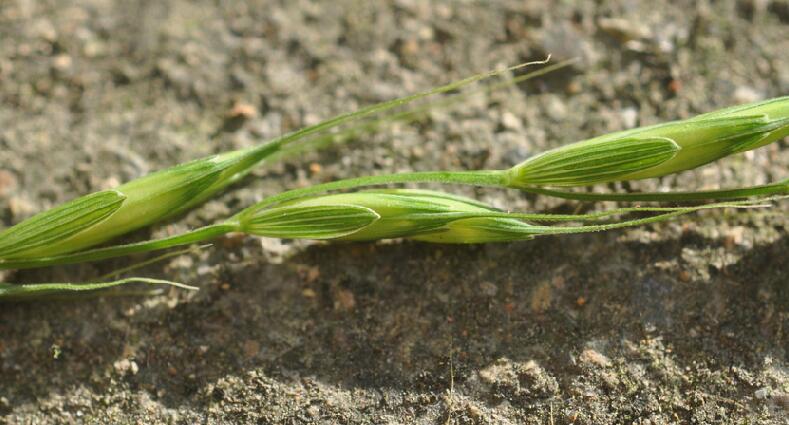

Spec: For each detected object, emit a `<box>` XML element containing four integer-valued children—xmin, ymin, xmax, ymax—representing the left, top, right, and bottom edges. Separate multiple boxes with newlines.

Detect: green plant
<box><xmin>0</xmin><ymin>59</ymin><xmax>566</xmax><ymax>296</ymax></box>
<box><xmin>220</xmin><ymin>190</ymin><xmax>778</xmax><ymax>244</ymax></box>
<box><xmin>1</xmin><ymin>188</ymin><xmax>776</xmax><ymax>273</ymax></box>
<box><xmin>0</xmin><ymin>60</ymin><xmax>785</xmax><ymax>299</ymax></box>
<box><xmin>0</xmin><ymin>278</ymin><xmax>196</xmax><ymax>301</ymax></box>
<box><xmin>239</xmin><ymin>96</ymin><xmax>788</xmax><ymax>210</ymax></box>
<box><xmin>0</xmin><ymin>58</ymin><xmax>562</xmax><ymax>263</ymax></box>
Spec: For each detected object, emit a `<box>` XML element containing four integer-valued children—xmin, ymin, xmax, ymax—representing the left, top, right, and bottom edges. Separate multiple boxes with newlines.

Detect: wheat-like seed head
<box><xmin>507</xmin><ymin>96</ymin><xmax>789</xmax><ymax>187</ymax></box>
<box><xmin>240</xmin><ymin>189</ymin><xmax>541</xmax><ymax>243</ymax></box>
<box><xmin>0</xmin><ymin>147</ymin><xmax>270</xmax><ymax>260</ymax></box>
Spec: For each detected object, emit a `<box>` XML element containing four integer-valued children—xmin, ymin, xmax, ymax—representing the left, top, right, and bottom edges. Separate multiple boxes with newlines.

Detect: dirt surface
<box><xmin>1</xmin><ymin>0</ymin><xmax>787</xmax><ymax>423</ymax></box>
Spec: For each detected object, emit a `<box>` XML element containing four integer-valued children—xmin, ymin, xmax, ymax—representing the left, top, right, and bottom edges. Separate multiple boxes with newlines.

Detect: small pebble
<box><xmin>545</xmin><ymin>96</ymin><xmax>567</xmax><ymax>121</ymax></box>
<box><xmin>334</xmin><ymin>289</ymin><xmax>356</xmax><ymax>311</ymax></box>
<box><xmin>9</xmin><ymin>196</ymin><xmax>35</xmax><ymax>218</ymax></box>
<box><xmin>466</xmin><ymin>404</ymin><xmax>483</xmax><ymax>419</ymax></box>
<box><xmin>306</xmin><ymin>405</ymin><xmax>321</xmax><ymax>418</ymax></box>
<box><xmin>227</xmin><ymin>101</ymin><xmax>257</xmax><ymax>119</ymax></box>
<box><xmin>678</xmin><ymin>270</ymin><xmax>691</xmax><ymax>283</ymax></box>
<box><xmin>0</xmin><ymin>170</ymin><xmax>18</xmax><ymax>196</ymax></box>
<box><xmin>579</xmin><ymin>349</ymin><xmax>612</xmax><ymax>368</ymax></box>
<box><xmin>772</xmin><ymin>393</ymin><xmax>789</xmax><ymax>409</ymax></box>
<box><xmin>530</xmin><ymin>282</ymin><xmax>552</xmax><ymax>314</ymax></box>
<box><xmin>500</xmin><ymin>112</ymin><xmax>522</xmax><ymax>131</ymax></box>
<box><xmin>598</xmin><ymin>17</ymin><xmax>651</xmax><ymax>42</ymax></box>
<box><xmin>398</xmin><ymin>39</ymin><xmax>419</xmax><ymax>56</ymax></box>
<box><xmin>733</xmin><ymin>86</ymin><xmax>763</xmax><ymax>104</ymax></box>
<box><xmin>304</xmin><ymin>266</ymin><xmax>321</xmax><ymax>283</ymax></box>
<box><xmin>668</xmin><ymin>79</ymin><xmax>682</xmax><ymax>94</ymax></box>
<box><xmin>724</xmin><ymin>227</ymin><xmax>745</xmax><ymax>249</ymax></box>
<box><xmin>242</xmin><ymin>340</ymin><xmax>260</xmax><ymax>359</ymax></box>
<box><xmin>552</xmin><ymin>275</ymin><xmax>566</xmax><ymax>289</ymax></box>
<box><xmin>479</xmin><ymin>281</ymin><xmax>498</xmax><ymax>297</ymax></box>
<box><xmin>503</xmin><ymin>302</ymin><xmax>515</xmax><ymax>314</ymax></box>
<box><xmin>565</xmin><ymin>80</ymin><xmax>582</xmax><ymax>94</ymax></box>
<box><xmin>52</xmin><ymin>54</ymin><xmax>73</xmax><ymax>72</ymax></box>
<box><xmin>113</xmin><ymin>358</ymin><xmax>139</xmax><ymax>376</ymax></box>
<box><xmin>308</xmin><ymin>162</ymin><xmax>322</xmax><ymax>175</ymax></box>
<box><xmin>620</xmin><ymin>107</ymin><xmax>638</xmax><ymax>129</ymax></box>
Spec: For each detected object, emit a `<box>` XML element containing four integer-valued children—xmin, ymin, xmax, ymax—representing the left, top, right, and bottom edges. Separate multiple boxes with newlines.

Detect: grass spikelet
<box><xmin>0</xmin><ymin>58</ymin><xmax>557</xmax><ymax>261</ymax></box>
<box><xmin>509</xmin><ymin>96</ymin><xmax>789</xmax><ymax>186</ymax></box>
<box><xmin>1</xmin><ymin>63</ymin><xmax>784</xmax><ymax>300</ymax></box>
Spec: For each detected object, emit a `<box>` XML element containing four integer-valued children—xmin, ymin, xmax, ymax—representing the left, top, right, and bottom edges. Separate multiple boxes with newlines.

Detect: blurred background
<box><xmin>1</xmin><ymin>1</ymin><xmax>787</xmax><ymax>423</ymax></box>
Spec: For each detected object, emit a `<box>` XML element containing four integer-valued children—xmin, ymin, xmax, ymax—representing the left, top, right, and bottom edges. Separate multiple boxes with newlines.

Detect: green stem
<box><xmin>518</xmin><ymin>178</ymin><xmax>788</xmax><ymax>203</ymax></box>
<box><xmin>408</xmin><ymin>198</ymin><xmax>765</xmax><ymax>228</ymax></box>
<box><xmin>520</xmin><ymin>202</ymin><xmax>763</xmax><ymax>236</ymax></box>
<box><xmin>240</xmin><ymin>170</ymin><xmax>787</xmax><ymax>220</ymax></box>
<box><xmin>97</xmin><ymin>245</ymin><xmax>208</xmax><ymax>280</ymax></box>
<box><xmin>263</xmin><ymin>58</ymin><xmax>554</xmax><ymax>153</ymax></box>
<box><xmin>177</xmin><ymin>60</ymin><xmax>567</xmax><ymax>209</ymax></box>
<box><xmin>238</xmin><ymin>170</ymin><xmax>509</xmax><ymax>215</ymax></box>
<box><xmin>0</xmin><ymin>224</ymin><xmax>236</xmax><ymax>270</ymax></box>
<box><xmin>499</xmin><ymin>203</ymin><xmax>760</xmax><ymax>222</ymax></box>
<box><xmin>0</xmin><ymin>277</ymin><xmax>197</xmax><ymax>301</ymax></box>
<box><xmin>0</xmin><ymin>202</ymin><xmax>688</xmax><ymax>270</ymax></box>
<box><xmin>269</xmin><ymin>59</ymin><xmax>577</xmax><ymax>162</ymax></box>
<box><xmin>1</xmin><ymin>197</ymin><xmax>773</xmax><ymax>271</ymax></box>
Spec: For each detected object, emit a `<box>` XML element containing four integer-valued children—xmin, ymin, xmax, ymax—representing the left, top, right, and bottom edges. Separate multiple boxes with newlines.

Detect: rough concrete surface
<box><xmin>0</xmin><ymin>0</ymin><xmax>787</xmax><ymax>423</ymax></box>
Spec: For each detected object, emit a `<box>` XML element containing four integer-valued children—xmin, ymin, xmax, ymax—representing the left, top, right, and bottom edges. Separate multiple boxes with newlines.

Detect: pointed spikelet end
<box><xmin>506</xmin><ymin>96</ymin><xmax>788</xmax><ymax>186</ymax></box>
<box><xmin>240</xmin><ymin>189</ymin><xmax>541</xmax><ymax>243</ymax></box>
<box><xmin>506</xmin><ymin>137</ymin><xmax>680</xmax><ymax>187</ymax></box>
<box><xmin>0</xmin><ymin>146</ymin><xmax>274</xmax><ymax>260</ymax></box>
<box><xmin>240</xmin><ymin>205</ymin><xmax>380</xmax><ymax>240</ymax></box>
<box><xmin>0</xmin><ymin>190</ymin><xmax>126</xmax><ymax>260</ymax></box>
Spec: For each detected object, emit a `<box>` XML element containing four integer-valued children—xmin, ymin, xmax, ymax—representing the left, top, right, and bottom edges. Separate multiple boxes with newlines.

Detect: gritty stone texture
<box><xmin>0</xmin><ymin>0</ymin><xmax>787</xmax><ymax>423</ymax></box>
